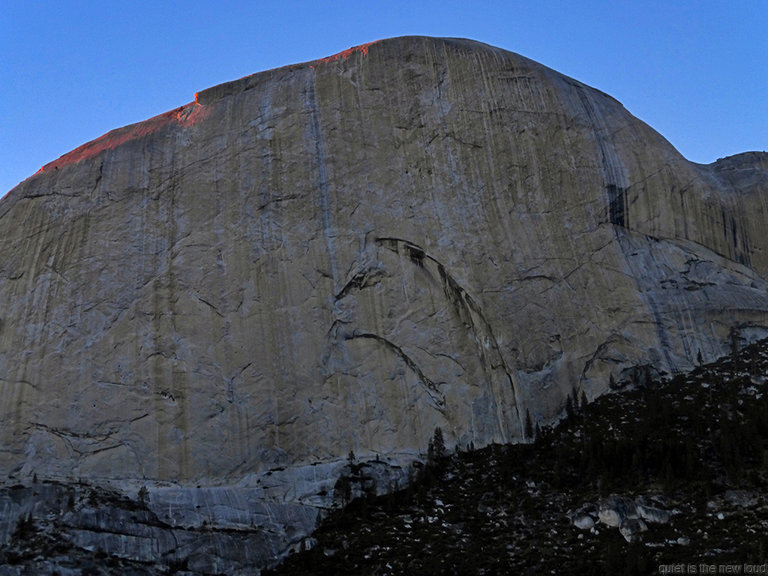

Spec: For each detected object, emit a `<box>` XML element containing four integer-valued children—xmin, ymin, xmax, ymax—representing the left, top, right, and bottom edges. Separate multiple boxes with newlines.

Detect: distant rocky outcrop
<box><xmin>0</xmin><ymin>36</ymin><xmax>767</xmax><ymax>572</ymax></box>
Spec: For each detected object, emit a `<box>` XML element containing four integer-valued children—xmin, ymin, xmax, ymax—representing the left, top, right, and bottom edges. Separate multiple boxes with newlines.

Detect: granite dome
<box><xmin>1</xmin><ymin>36</ymin><xmax>767</xmax><ymax>572</ymax></box>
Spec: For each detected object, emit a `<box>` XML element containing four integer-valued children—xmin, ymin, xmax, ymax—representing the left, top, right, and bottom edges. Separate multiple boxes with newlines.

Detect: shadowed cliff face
<box><xmin>0</xmin><ymin>36</ymin><xmax>767</xmax><ymax>571</ymax></box>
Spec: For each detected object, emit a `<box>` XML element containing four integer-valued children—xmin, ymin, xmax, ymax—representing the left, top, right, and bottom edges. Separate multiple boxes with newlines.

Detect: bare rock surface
<box><xmin>598</xmin><ymin>495</ymin><xmax>638</xmax><ymax>527</ymax></box>
<box><xmin>0</xmin><ymin>36</ymin><xmax>767</xmax><ymax>572</ymax></box>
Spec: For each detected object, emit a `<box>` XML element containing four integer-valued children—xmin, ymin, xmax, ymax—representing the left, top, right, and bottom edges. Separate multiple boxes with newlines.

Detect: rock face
<box><xmin>0</xmin><ymin>36</ymin><xmax>767</xmax><ymax>570</ymax></box>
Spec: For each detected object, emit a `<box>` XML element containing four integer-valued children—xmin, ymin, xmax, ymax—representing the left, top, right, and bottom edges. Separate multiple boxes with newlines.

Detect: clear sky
<box><xmin>2</xmin><ymin>1</ymin><xmax>766</xmax><ymax>197</ymax></box>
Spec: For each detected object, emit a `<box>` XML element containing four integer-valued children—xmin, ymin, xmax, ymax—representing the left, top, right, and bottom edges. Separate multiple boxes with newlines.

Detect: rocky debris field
<box><xmin>266</xmin><ymin>336</ymin><xmax>768</xmax><ymax>575</ymax></box>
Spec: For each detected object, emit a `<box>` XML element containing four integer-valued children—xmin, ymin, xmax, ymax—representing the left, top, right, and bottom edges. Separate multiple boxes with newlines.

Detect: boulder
<box><xmin>619</xmin><ymin>518</ymin><xmax>648</xmax><ymax>543</ymax></box>
<box><xmin>637</xmin><ymin>503</ymin><xmax>672</xmax><ymax>524</ymax></box>
<box><xmin>573</xmin><ymin>514</ymin><xmax>596</xmax><ymax>530</ymax></box>
<box><xmin>635</xmin><ymin>496</ymin><xmax>673</xmax><ymax>524</ymax></box>
<box><xmin>598</xmin><ymin>495</ymin><xmax>638</xmax><ymax>527</ymax></box>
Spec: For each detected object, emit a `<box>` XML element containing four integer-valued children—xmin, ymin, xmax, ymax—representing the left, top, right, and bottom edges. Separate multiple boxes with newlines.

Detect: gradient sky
<box><xmin>2</xmin><ymin>1</ymin><xmax>766</xmax><ymax>197</ymax></box>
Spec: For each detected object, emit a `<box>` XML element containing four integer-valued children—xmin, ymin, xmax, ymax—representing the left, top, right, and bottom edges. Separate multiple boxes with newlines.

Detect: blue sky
<box><xmin>2</xmin><ymin>1</ymin><xmax>766</xmax><ymax>197</ymax></box>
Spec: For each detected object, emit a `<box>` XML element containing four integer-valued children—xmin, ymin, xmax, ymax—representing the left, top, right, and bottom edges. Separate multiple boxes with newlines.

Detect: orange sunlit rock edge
<box><xmin>308</xmin><ymin>40</ymin><xmax>377</xmax><ymax>67</ymax></box>
<box><xmin>30</xmin><ymin>41</ymin><xmax>379</xmax><ymax>179</ymax></box>
<box><xmin>34</xmin><ymin>103</ymin><xmax>208</xmax><ymax>175</ymax></box>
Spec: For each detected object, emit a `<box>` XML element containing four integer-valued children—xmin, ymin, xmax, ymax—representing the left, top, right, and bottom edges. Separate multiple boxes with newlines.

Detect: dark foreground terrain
<box><xmin>3</xmin><ymin>336</ymin><xmax>768</xmax><ymax>575</ymax></box>
<box><xmin>267</xmin><ymin>336</ymin><xmax>768</xmax><ymax>576</ymax></box>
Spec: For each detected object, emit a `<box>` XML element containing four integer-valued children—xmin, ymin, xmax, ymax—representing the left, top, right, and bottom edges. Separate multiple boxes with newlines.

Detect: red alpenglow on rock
<box><xmin>36</xmin><ymin>102</ymin><xmax>209</xmax><ymax>174</ymax></box>
<box><xmin>310</xmin><ymin>41</ymin><xmax>378</xmax><ymax>68</ymax></box>
<box><xmin>36</xmin><ymin>42</ymin><xmax>377</xmax><ymax>175</ymax></box>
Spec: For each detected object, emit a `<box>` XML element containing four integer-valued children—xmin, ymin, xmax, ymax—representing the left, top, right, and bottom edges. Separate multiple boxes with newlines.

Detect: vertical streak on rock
<box><xmin>12</xmin><ymin>200</ymin><xmax>57</xmax><ymax>434</ymax></box>
<box><xmin>414</xmin><ymin>44</ymin><xmax>526</xmax><ymax>439</ymax></box>
<box><xmin>150</xmin><ymin>191</ymin><xmax>166</xmax><ymax>480</ymax></box>
<box><xmin>574</xmin><ymin>87</ymin><xmax>680</xmax><ymax>369</ymax></box>
<box><xmin>306</xmin><ymin>72</ymin><xmax>340</xmax><ymax>291</ymax></box>
<box><xmin>461</xmin><ymin>291</ymin><xmax>524</xmax><ymax>441</ymax></box>
<box><xmin>575</xmin><ymin>87</ymin><xmax>630</xmax><ymax>230</ymax></box>
<box><xmin>149</xmin><ymin>176</ymin><xmax>189</xmax><ymax>481</ymax></box>
<box><xmin>168</xmin><ymin>178</ymin><xmax>189</xmax><ymax>480</ymax></box>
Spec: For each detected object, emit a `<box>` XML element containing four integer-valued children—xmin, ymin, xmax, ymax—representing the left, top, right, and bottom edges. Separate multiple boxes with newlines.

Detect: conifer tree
<box><xmin>565</xmin><ymin>393</ymin><xmax>575</xmax><ymax>420</ymax></box>
<box><xmin>524</xmin><ymin>409</ymin><xmax>534</xmax><ymax>439</ymax></box>
<box><xmin>731</xmin><ymin>326</ymin><xmax>740</xmax><ymax>370</ymax></box>
<box><xmin>428</xmin><ymin>426</ymin><xmax>445</xmax><ymax>464</ymax></box>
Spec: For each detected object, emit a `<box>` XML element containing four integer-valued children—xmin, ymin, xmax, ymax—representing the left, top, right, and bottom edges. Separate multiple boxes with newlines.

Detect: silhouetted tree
<box><xmin>731</xmin><ymin>326</ymin><xmax>741</xmax><ymax>371</ymax></box>
<box><xmin>524</xmin><ymin>409</ymin><xmax>534</xmax><ymax>439</ymax></box>
<box><xmin>565</xmin><ymin>393</ymin><xmax>575</xmax><ymax>420</ymax></box>
<box><xmin>428</xmin><ymin>427</ymin><xmax>445</xmax><ymax>464</ymax></box>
